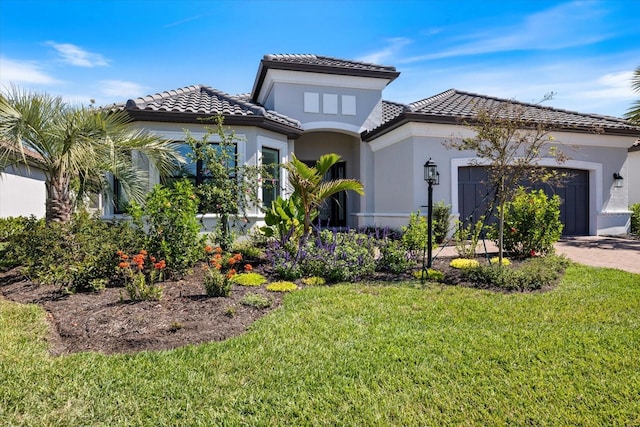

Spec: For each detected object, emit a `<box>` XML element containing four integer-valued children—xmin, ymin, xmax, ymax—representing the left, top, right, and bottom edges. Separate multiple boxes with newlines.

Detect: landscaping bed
<box><xmin>0</xmin><ymin>253</ymin><xmax>563</xmax><ymax>356</ymax></box>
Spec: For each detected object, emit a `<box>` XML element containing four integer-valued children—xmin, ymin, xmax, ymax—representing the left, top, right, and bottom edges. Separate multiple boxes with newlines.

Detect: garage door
<box><xmin>458</xmin><ymin>167</ymin><xmax>589</xmax><ymax>236</ymax></box>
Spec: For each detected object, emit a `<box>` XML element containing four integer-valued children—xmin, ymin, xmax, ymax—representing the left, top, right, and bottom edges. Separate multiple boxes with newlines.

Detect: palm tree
<box><xmin>0</xmin><ymin>87</ymin><xmax>182</xmax><ymax>222</ymax></box>
<box><xmin>284</xmin><ymin>153</ymin><xmax>364</xmax><ymax>238</ymax></box>
<box><xmin>625</xmin><ymin>66</ymin><xmax>640</xmax><ymax>124</ymax></box>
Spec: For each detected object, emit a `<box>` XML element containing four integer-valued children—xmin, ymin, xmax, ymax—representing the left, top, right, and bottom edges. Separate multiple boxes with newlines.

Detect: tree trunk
<box><xmin>46</xmin><ymin>175</ymin><xmax>73</xmax><ymax>223</ymax></box>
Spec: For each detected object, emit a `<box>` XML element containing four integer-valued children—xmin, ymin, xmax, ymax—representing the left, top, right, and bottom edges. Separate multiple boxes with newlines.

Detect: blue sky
<box><xmin>1</xmin><ymin>0</ymin><xmax>638</xmax><ymax>117</ymax></box>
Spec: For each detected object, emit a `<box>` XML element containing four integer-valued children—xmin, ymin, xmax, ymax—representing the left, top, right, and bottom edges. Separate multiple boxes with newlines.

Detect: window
<box><xmin>168</xmin><ymin>142</ymin><xmax>237</xmax><ymax>186</ymax></box>
<box><xmin>262</xmin><ymin>147</ymin><xmax>280</xmax><ymax>208</ymax></box>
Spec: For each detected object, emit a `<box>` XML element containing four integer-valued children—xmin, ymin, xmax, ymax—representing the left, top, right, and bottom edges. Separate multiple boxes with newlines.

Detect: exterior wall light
<box><xmin>613</xmin><ymin>172</ymin><xmax>624</xmax><ymax>188</ymax></box>
<box><xmin>421</xmin><ymin>158</ymin><xmax>439</xmax><ymax>283</ymax></box>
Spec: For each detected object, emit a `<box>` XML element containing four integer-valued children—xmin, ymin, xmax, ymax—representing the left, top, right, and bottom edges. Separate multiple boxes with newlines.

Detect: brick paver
<box><xmin>554</xmin><ymin>236</ymin><xmax>640</xmax><ymax>274</ymax></box>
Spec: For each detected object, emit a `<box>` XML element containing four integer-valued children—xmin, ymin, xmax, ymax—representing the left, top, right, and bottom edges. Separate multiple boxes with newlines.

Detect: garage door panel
<box><xmin>458</xmin><ymin>167</ymin><xmax>589</xmax><ymax>236</ymax></box>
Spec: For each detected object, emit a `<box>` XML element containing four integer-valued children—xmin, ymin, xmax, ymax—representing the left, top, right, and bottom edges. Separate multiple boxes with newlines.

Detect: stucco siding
<box><xmin>272</xmin><ymin>82</ymin><xmax>382</xmax><ymax>134</ymax></box>
<box><xmin>628</xmin><ymin>150</ymin><xmax>640</xmax><ymax>205</ymax></box>
<box><xmin>0</xmin><ymin>165</ymin><xmax>46</xmax><ymax>218</ymax></box>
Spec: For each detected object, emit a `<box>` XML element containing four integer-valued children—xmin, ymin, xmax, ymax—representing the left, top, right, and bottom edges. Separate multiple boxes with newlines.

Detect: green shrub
<box><xmin>401</xmin><ymin>212</ymin><xmax>427</xmax><ymax>256</ymax></box>
<box><xmin>413</xmin><ymin>269</ymin><xmax>445</xmax><ymax>282</ymax></box>
<box><xmin>433</xmin><ymin>201</ymin><xmax>452</xmax><ymax>244</ymax></box>
<box><xmin>301</xmin><ymin>276</ymin><xmax>326</xmax><ymax>286</ymax></box>
<box><xmin>489</xmin><ymin>257</ymin><xmax>511</xmax><ymax>266</ymax></box>
<box><xmin>4</xmin><ymin>212</ymin><xmax>142</xmax><ymax>292</ymax></box>
<box><xmin>240</xmin><ymin>293</ymin><xmax>271</xmax><ymax>309</ymax></box>
<box><xmin>454</xmin><ymin>218</ymin><xmax>485</xmax><ymax>258</ymax></box>
<box><xmin>462</xmin><ymin>255</ymin><xmax>570</xmax><ymax>291</ymax></box>
<box><xmin>266</xmin><ymin>281</ymin><xmax>298</xmax><ymax>292</ymax></box>
<box><xmin>203</xmin><ymin>268</ymin><xmax>232</xmax><ymax>297</ymax></box>
<box><xmin>231</xmin><ymin>240</ymin><xmax>265</xmax><ymax>260</ymax></box>
<box><xmin>492</xmin><ymin>188</ymin><xmax>563</xmax><ymax>259</ymax></box>
<box><xmin>128</xmin><ymin>180</ymin><xmax>203</xmax><ymax>277</ymax></box>
<box><xmin>230</xmin><ymin>272</ymin><xmax>267</xmax><ymax>287</ymax></box>
<box><xmin>630</xmin><ymin>203</ymin><xmax>640</xmax><ymax>235</ymax></box>
<box><xmin>377</xmin><ymin>239</ymin><xmax>414</xmax><ymax>274</ymax></box>
<box><xmin>450</xmin><ymin>258</ymin><xmax>480</xmax><ymax>269</ymax></box>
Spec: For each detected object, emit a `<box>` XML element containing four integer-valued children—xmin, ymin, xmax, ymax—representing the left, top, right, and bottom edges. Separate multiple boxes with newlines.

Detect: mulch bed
<box><xmin>0</xmin><ymin>254</ymin><xmax>533</xmax><ymax>356</ymax></box>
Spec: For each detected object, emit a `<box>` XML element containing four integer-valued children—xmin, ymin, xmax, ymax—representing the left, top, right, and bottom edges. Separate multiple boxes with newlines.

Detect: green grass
<box><xmin>1</xmin><ymin>264</ymin><xmax>639</xmax><ymax>425</ymax></box>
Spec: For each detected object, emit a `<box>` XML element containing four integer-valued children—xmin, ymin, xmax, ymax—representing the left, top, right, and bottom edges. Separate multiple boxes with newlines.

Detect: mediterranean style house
<box><xmin>4</xmin><ymin>54</ymin><xmax>639</xmax><ymax>235</ymax></box>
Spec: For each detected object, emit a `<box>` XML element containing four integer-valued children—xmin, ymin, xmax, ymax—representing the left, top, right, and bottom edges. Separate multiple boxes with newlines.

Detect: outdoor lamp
<box><xmin>424</xmin><ymin>158</ymin><xmax>440</xmax><ymax>185</ymax></box>
<box><xmin>421</xmin><ymin>158</ymin><xmax>439</xmax><ymax>283</ymax></box>
<box><xmin>613</xmin><ymin>172</ymin><xmax>624</xmax><ymax>188</ymax></box>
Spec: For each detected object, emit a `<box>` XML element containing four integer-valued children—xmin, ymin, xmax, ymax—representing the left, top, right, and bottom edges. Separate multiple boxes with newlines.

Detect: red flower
<box><xmin>530</xmin><ymin>250</ymin><xmax>537</xmax><ymax>257</ymax></box>
<box><xmin>510</xmin><ymin>227</ymin><xmax>517</xmax><ymax>233</ymax></box>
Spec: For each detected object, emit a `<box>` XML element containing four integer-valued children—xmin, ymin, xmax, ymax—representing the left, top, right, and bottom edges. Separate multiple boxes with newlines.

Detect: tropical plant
<box><xmin>261</xmin><ymin>194</ymin><xmax>312</xmax><ymax>246</ymax></box>
<box><xmin>283</xmin><ymin>153</ymin><xmax>364</xmax><ymax>239</ymax></box>
<box><xmin>625</xmin><ymin>66</ymin><xmax>640</xmax><ymax>124</ymax></box>
<box><xmin>0</xmin><ymin>87</ymin><xmax>182</xmax><ymax>222</ymax></box>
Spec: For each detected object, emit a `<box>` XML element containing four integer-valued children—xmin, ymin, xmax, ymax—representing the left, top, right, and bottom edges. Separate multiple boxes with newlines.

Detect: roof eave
<box><xmin>251</xmin><ymin>60</ymin><xmax>401</xmax><ymax>102</ymax></box>
<box><xmin>125</xmin><ymin>110</ymin><xmax>304</xmax><ymax>139</ymax></box>
<box><xmin>362</xmin><ymin>113</ymin><xmax>640</xmax><ymax>142</ymax></box>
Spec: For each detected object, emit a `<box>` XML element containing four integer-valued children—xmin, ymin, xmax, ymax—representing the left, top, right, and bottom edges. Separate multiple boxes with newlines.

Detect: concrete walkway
<box><xmin>434</xmin><ymin>236</ymin><xmax>640</xmax><ymax>274</ymax></box>
<box><xmin>554</xmin><ymin>236</ymin><xmax>640</xmax><ymax>274</ymax></box>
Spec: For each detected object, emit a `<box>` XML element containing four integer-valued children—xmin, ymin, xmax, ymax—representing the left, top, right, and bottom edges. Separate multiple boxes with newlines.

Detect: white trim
<box><xmin>257</xmin><ymin>135</ymin><xmax>289</xmax><ymax>207</ymax></box>
<box><xmin>302</xmin><ymin>121</ymin><xmax>362</xmax><ymax>136</ymax></box>
<box><xmin>369</xmin><ymin>122</ymin><xmax>474</xmax><ymax>152</ymax></box>
<box><xmin>451</xmin><ymin>157</ymin><xmax>603</xmax><ymax>236</ymax></box>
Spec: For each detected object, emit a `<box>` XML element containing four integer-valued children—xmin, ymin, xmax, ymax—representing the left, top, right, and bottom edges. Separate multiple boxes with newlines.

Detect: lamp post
<box><xmin>421</xmin><ymin>158</ymin><xmax>439</xmax><ymax>284</ymax></box>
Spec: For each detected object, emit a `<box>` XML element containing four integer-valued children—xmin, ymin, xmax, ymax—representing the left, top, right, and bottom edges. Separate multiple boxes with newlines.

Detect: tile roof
<box><xmin>262</xmin><ymin>54</ymin><xmax>398</xmax><ymax>74</ymax></box>
<box><xmin>252</xmin><ymin>54</ymin><xmax>400</xmax><ymax>101</ymax></box>
<box><xmin>365</xmin><ymin>89</ymin><xmax>640</xmax><ymax>140</ymax></box>
<box><xmin>110</xmin><ymin>85</ymin><xmax>303</xmax><ymax>137</ymax></box>
<box><xmin>1</xmin><ymin>140</ymin><xmax>45</xmax><ymax>165</ymax></box>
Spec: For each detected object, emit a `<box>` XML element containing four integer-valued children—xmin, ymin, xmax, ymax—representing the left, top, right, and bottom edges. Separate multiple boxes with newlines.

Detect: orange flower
<box><xmin>118</xmin><ymin>262</ymin><xmax>129</xmax><ymax>269</ymax></box>
<box><xmin>205</xmin><ymin>245</ymin><xmax>213</xmax><ymax>253</ymax></box>
<box><xmin>228</xmin><ymin>258</ymin><xmax>236</xmax><ymax>265</ymax></box>
<box><xmin>120</xmin><ymin>253</ymin><xmax>129</xmax><ymax>260</ymax></box>
<box><xmin>214</xmin><ymin>254</ymin><xmax>222</xmax><ymax>260</ymax></box>
<box><xmin>139</xmin><ymin>249</ymin><xmax>148</xmax><ymax>256</ymax></box>
<box><xmin>233</xmin><ymin>253</ymin><xmax>243</xmax><ymax>261</ymax></box>
<box><xmin>117</xmin><ymin>250</ymin><xmax>124</xmax><ymax>256</ymax></box>
<box><xmin>214</xmin><ymin>247</ymin><xmax>223</xmax><ymax>254</ymax></box>
<box><xmin>244</xmin><ymin>264</ymin><xmax>253</xmax><ymax>271</ymax></box>
<box><xmin>154</xmin><ymin>260</ymin><xmax>166</xmax><ymax>270</ymax></box>
<box><xmin>215</xmin><ymin>263</ymin><xmax>222</xmax><ymax>270</ymax></box>
<box><xmin>150</xmin><ymin>256</ymin><xmax>156</xmax><ymax>262</ymax></box>
<box><xmin>226</xmin><ymin>269</ymin><xmax>237</xmax><ymax>279</ymax></box>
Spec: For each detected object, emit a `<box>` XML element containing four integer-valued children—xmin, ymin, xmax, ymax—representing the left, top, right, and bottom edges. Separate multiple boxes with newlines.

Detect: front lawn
<box><xmin>1</xmin><ymin>264</ymin><xmax>639</xmax><ymax>425</ymax></box>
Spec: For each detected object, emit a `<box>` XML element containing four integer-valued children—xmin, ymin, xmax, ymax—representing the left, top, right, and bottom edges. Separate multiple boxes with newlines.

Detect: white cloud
<box><xmin>357</xmin><ymin>38</ymin><xmax>412</xmax><ymax>65</ymax></box>
<box><xmin>399</xmin><ymin>1</ymin><xmax>612</xmax><ymax>63</ymax></box>
<box><xmin>46</xmin><ymin>41</ymin><xmax>109</xmax><ymax>67</ymax></box>
<box><xmin>100</xmin><ymin>80</ymin><xmax>148</xmax><ymax>98</ymax></box>
<box><xmin>0</xmin><ymin>57</ymin><xmax>61</xmax><ymax>85</ymax></box>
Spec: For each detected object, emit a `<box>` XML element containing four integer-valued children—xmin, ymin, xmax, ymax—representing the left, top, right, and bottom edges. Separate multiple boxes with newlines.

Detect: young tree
<box><xmin>185</xmin><ymin>116</ymin><xmax>263</xmax><ymax>250</ymax></box>
<box><xmin>0</xmin><ymin>87</ymin><xmax>181</xmax><ymax>222</ymax></box>
<box><xmin>283</xmin><ymin>153</ymin><xmax>364</xmax><ymax>239</ymax></box>
<box><xmin>447</xmin><ymin>99</ymin><xmax>567</xmax><ymax>263</ymax></box>
<box><xmin>624</xmin><ymin>66</ymin><xmax>640</xmax><ymax>124</ymax></box>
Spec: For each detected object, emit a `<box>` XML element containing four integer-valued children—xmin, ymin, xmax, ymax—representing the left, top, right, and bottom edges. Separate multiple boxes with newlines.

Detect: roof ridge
<box><xmin>447</xmin><ymin>89</ymin><xmax>633</xmax><ymax>124</ymax></box>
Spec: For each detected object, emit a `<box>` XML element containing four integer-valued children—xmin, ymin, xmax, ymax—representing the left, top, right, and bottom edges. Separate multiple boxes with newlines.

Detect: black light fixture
<box><xmin>421</xmin><ymin>158</ymin><xmax>439</xmax><ymax>284</ymax></box>
<box><xmin>424</xmin><ymin>158</ymin><xmax>440</xmax><ymax>185</ymax></box>
<box><xmin>613</xmin><ymin>172</ymin><xmax>624</xmax><ymax>188</ymax></box>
